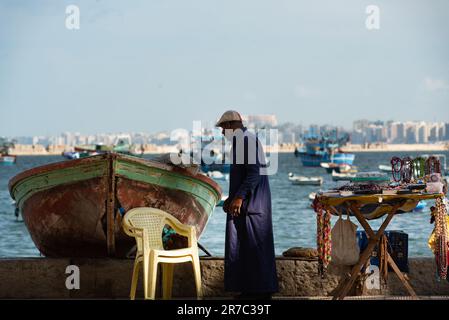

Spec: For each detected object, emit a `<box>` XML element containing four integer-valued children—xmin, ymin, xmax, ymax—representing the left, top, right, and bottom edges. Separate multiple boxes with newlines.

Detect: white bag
<box><xmin>331</xmin><ymin>215</ymin><xmax>360</xmax><ymax>266</ymax></box>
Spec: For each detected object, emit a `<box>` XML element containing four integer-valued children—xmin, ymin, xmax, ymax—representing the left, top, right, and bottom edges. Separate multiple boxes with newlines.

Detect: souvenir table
<box><xmin>314</xmin><ymin>191</ymin><xmax>445</xmax><ymax>300</ymax></box>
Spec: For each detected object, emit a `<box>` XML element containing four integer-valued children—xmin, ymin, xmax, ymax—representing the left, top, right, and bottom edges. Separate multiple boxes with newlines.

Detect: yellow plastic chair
<box><xmin>122</xmin><ymin>207</ymin><xmax>202</xmax><ymax>300</ymax></box>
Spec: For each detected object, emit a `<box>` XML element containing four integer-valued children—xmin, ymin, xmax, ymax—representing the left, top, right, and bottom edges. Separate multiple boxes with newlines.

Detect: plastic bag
<box><xmin>331</xmin><ymin>215</ymin><xmax>360</xmax><ymax>265</ymax></box>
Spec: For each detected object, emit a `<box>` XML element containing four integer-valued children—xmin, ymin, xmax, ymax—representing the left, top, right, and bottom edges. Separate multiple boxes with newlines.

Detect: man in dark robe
<box><xmin>216</xmin><ymin>110</ymin><xmax>278</xmax><ymax>299</ymax></box>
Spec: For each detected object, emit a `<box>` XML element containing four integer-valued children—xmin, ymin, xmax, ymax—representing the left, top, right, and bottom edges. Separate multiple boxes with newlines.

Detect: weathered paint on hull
<box><xmin>116</xmin><ymin>177</ymin><xmax>210</xmax><ymax>237</ymax></box>
<box><xmin>21</xmin><ymin>177</ymin><xmax>114</xmax><ymax>257</ymax></box>
<box><xmin>9</xmin><ymin>153</ymin><xmax>221</xmax><ymax>258</ymax></box>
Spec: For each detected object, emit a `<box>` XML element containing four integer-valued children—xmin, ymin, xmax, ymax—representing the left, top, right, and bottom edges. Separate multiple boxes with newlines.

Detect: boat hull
<box><xmin>9</xmin><ymin>153</ymin><xmax>221</xmax><ymax>258</ymax></box>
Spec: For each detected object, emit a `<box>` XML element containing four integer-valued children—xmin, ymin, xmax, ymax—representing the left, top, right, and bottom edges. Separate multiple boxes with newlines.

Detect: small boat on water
<box><xmin>320</xmin><ymin>162</ymin><xmax>358</xmax><ymax>174</ymax></box>
<box><xmin>9</xmin><ymin>153</ymin><xmax>222</xmax><ymax>258</ymax></box>
<box><xmin>73</xmin><ymin>141</ymin><xmax>142</xmax><ymax>158</ymax></box>
<box><xmin>342</xmin><ymin>166</ymin><xmax>358</xmax><ymax>174</ymax></box>
<box><xmin>62</xmin><ymin>151</ymin><xmax>93</xmax><ymax>160</ymax></box>
<box><xmin>199</xmin><ymin>150</ymin><xmax>230</xmax><ymax>174</ymax></box>
<box><xmin>320</xmin><ymin>162</ymin><xmax>349</xmax><ymax>173</ymax></box>
<box><xmin>206</xmin><ymin>170</ymin><xmax>229</xmax><ymax>181</ymax></box>
<box><xmin>297</xmin><ymin>133</ymin><xmax>355</xmax><ymax>167</ymax></box>
<box><xmin>0</xmin><ymin>139</ymin><xmax>17</xmax><ymax>165</ymax></box>
<box><xmin>288</xmin><ymin>173</ymin><xmax>323</xmax><ymax>186</ymax></box>
<box><xmin>413</xmin><ymin>200</ymin><xmax>427</xmax><ymax>212</ymax></box>
<box><xmin>378</xmin><ymin>164</ymin><xmax>391</xmax><ymax>173</ymax></box>
<box><xmin>0</xmin><ymin>155</ymin><xmax>16</xmax><ymax>165</ymax></box>
<box><xmin>332</xmin><ymin>170</ymin><xmax>356</xmax><ymax>181</ymax></box>
<box><xmin>64</xmin><ymin>139</ymin><xmax>143</xmax><ymax>160</ymax></box>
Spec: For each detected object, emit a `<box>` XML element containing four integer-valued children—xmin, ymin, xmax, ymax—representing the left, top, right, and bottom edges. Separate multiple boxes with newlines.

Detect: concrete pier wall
<box><xmin>0</xmin><ymin>257</ymin><xmax>448</xmax><ymax>299</ymax></box>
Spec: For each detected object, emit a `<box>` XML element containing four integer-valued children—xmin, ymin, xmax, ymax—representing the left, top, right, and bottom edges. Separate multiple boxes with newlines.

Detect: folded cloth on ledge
<box><xmin>282</xmin><ymin>247</ymin><xmax>318</xmax><ymax>259</ymax></box>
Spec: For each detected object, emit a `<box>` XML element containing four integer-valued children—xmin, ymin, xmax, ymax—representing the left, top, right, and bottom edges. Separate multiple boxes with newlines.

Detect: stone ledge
<box><xmin>0</xmin><ymin>257</ymin><xmax>448</xmax><ymax>299</ymax></box>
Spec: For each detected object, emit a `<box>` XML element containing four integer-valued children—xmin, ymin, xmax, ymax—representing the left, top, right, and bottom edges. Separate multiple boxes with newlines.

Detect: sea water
<box><xmin>0</xmin><ymin>151</ymin><xmax>447</xmax><ymax>258</ymax></box>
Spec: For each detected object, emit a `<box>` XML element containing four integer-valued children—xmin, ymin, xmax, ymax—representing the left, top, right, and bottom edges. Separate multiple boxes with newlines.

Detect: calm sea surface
<box><xmin>1</xmin><ymin>151</ymin><xmax>448</xmax><ymax>258</ymax></box>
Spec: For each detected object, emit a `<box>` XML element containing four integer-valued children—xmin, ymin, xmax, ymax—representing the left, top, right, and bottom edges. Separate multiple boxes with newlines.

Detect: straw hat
<box><xmin>215</xmin><ymin>110</ymin><xmax>243</xmax><ymax>127</ymax></box>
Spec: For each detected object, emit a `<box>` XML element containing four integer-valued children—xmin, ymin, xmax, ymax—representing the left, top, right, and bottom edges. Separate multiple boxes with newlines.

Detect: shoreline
<box><xmin>341</xmin><ymin>143</ymin><xmax>449</xmax><ymax>153</ymax></box>
<box><xmin>6</xmin><ymin>143</ymin><xmax>449</xmax><ymax>156</ymax></box>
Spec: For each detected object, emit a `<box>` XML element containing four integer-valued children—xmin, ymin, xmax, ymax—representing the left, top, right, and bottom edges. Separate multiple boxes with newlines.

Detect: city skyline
<box><xmin>4</xmin><ymin>117</ymin><xmax>449</xmax><ymax>146</ymax></box>
<box><xmin>1</xmin><ymin>0</ymin><xmax>449</xmax><ymax>137</ymax></box>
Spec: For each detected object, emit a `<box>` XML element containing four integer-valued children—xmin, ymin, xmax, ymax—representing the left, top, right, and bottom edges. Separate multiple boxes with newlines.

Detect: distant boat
<box><xmin>378</xmin><ymin>164</ymin><xmax>391</xmax><ymax>173</ymax></box>
<box><xmin>288</xmin><ymin>172</ymin><xmax>323</xmax><ymax>185</ymax></box>
<box><xmin>199</xmin><ymin>150</ymin><xmax>230</xmax><ymax>174</ymax></box>
<box><xmin>320</xmin><ymin>162</ymin><xmax>356</xmax><ymax>174</ymax></box>
<box><xmin>61</xmin><ymin>151</ymin><xmax>91</xmax><ymax>160</ymax></box>
<box><xmin>206</xmin><ymin>170</ymin><xmax>229</xmax><ymax>181</ymax></box>
<box><xmin>350</xmin><ymin>171</ymin><xmax>391</xmax><ymax>183</ymax></box>
<box><xmin>0</xmin><ymin>155</ymin><xmax>16</xmax><ymax>165</ymax></box>
<box><xmin>413</xmin><ymin>200</ymin><xmax>427</xmax><ymax>212</ymax></box>
<box><xmin>9</xmin><ymin>153</ymin><xmax>222</xmax><ymax>258</ymax></box>
<box><xmin>0</xmin><ymin>139</ymin><xmax>17</xmax><ymax>165</ymax></box>
<box><xmin>309</xmin><ymin>192</ymin><xmax>317</xmax><ymax>201</ymax></box>
<box><xmin>74</xmin><ymin>142</ymin><xmax>141</xmax><ymax>158</ymax></box>
<box><xmin>341</xmin><ymin>165</ymin><xmax>358</xmax><ymax>174</ymax></box>
<box><xmin>298</xmin><ymin>134</ymin><xmax>355</xmax><ymax>167</ymax></box>
<box><xmin>332</xmin><ymin>170</ymin><xmax>356</xmax><ymax>181</ymax></box>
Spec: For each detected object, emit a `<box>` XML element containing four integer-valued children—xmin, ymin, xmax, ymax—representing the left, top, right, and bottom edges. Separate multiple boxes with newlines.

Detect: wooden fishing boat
<box><xmin>9</xmin><ymin>153</ymin><xmax>222</xmax><ymax>258</ymax></box>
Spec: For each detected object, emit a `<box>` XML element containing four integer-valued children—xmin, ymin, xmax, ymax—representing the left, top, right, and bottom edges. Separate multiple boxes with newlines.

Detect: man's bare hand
<box><xmin>229</xmin><ymin>197</ymin><xmax>244</xmax><ymax>217</ymax></box>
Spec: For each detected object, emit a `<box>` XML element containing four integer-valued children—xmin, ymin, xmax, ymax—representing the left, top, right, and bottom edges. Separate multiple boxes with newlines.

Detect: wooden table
<box><xmin>315</xmin><ymin>192</ymin><xmax>443</xmax><ymax>300</ymax></box>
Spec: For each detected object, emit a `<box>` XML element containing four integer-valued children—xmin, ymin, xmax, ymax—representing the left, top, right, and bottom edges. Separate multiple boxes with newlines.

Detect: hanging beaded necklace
<box><xmin>434</xmin><ymin>197</ymin><xmax>448</xmax><ymax>280</ymax></box>
<box><xmin>401</xmin><ymin>156</ymin><xmax>413</xmax><ymax>183</ymax></box>
<box><xmin>426</xmin><ymin>156</ymin><xmax>441</xmax><ymax>175</ymax></box>
<box><xmin>313</xmin><ymin>198</ymin><xmax>332</xmax><ymax>277</ymax></box>
<box><xmin>391</xmin><ymin>156</ymin><xmax>402</xmax><ymax>183</ymax></box>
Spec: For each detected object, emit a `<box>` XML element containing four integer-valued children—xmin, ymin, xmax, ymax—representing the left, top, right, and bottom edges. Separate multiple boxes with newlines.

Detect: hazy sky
<box><xmin>1</xmin><ymin>0</ymin><xmax>448</xmax><ymax>136</ymax></box>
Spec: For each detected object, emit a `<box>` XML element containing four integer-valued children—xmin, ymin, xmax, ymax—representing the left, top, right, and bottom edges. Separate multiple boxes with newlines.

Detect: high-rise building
<box><xmin>390</xmin><ymin>122</ymin><xmax>405</xmax><ymax>143</ymax></box>
<box><xmin>445</xmin><ymin>123</ymin><xmax>449</xmax><ymax>141</ymax></box>
<box><xmin>405</xmin><ymin>125</ymin><xmax>417</xmax><ymax>144</ymax></box>
<box><xmin>417</xmin><ymin>122</ymin><xmax>428</xmax><ymax>144</ymax></box>
<box><xmin>428</xmin><ymin>124</ymin><xmax>438</xmax><ymax>142</ymax></box>
<box><xmin>366</xmin><ymin>125</ymin><xmax>384</xmax><ymax>142</ymax></box>
<box><xmin>438</xmin><ymin>123</ymin><xmax>445</xmax><ymax>142</ymax></box>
